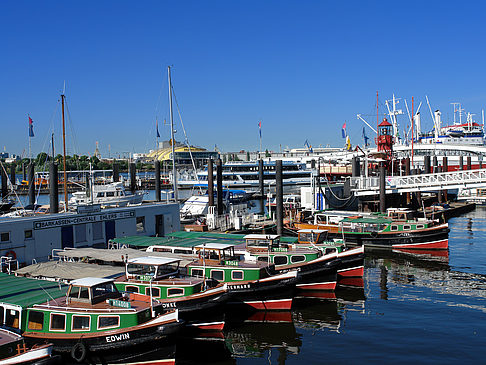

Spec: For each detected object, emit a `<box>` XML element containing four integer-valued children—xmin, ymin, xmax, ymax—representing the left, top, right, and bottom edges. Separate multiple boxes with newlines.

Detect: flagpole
<box><xmin>28</xmin><ymin>114</ymin><xmax>32</xmax><ymax>162</ymax></box>
<box><xmin>259</xmin><ymin>121</ymin><xmax>262</xmax><ymax>157</ymax></box>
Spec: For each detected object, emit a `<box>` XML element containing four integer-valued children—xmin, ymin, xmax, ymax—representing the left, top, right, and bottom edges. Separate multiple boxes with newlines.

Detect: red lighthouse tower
<box><xmin>376</xmin><ymin>118</ymin><xmax>394</xmax><ymax>161</ymax></box>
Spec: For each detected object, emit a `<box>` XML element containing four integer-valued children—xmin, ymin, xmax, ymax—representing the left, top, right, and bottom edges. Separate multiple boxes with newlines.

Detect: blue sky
<box><xmin>2</xmin><ymin>1</ymin><xmax>486</xmax><ymax>158</ymax></box>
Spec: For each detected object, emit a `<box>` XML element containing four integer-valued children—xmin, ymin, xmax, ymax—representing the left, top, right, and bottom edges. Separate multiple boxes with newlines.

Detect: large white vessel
<box><xmin>179</xmin><ymin>160</ymin><xmax>313</xmax><ymax>188</ymax></box>
<box><xmin>69</xmin><ymin>182</ymin><xmax>146</xmax><ymax>209</ymax></box>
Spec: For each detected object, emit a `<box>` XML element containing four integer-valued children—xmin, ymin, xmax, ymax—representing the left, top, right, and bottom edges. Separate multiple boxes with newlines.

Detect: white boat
<box><xmin>179</xmin><ymin>161</ymin><xmax>313</xmax><ymax>188</ymax></box>
<box><xmin>69</xmin><ymin>182</ymin><xmax>146</xmax><ymax>208</ymax></box>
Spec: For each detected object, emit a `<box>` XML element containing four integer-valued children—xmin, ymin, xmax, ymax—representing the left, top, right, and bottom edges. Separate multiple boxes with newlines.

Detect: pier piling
<box><xmin>208</xmin><ymin>159</ymin><xmax>214</xmax><ymax>207</ymax></box>
<box><xmin>276</xmin><ymin>160</ymin><xmax>283</xmax><ymax>236</ymax></box>
<box><xmin>424</xmin><ymin>155</ymin><xmax>431</xmax><ymax>174</ymax></box>
<box><xmin>49</xmin><ymin>162</ymin><xmax>59</xmax><ymax>213</ymax></box>
<box><xmin>10</xmin><ymin>163</ymin><xmax>16</xmax><ymax>186</ymax></box>
<box><xmin>459</xmin><ymin>156</ymin><xmax>464</xmax><ymax>170</ymax></box>
<box><xmin>216</xmin><ymin>158</ymin><xmax>223</xmax><ymax>215</ymax></box>
<box><xmin>443</xmin><ymin>157</ymin><xmax>448</xmax><ymax>173</ymax></box>
<box><xmin>129</xmin><ymin>163</ymin><xmax>136</xmax><ymax>193</ymax></box>
<box><xmin>1</xmin><ymin>166</ymin><xmax>7</xmax><ymax>198</ymax></box>
<box><xmin>22</xmin><ymin>163</ymin><xmax>26</xmax><ymax>181</ymax></box>
<box><xmin>467</xmin><ymin>156</ymin><xmax>472</xmax><ymax>170</ymax></box>
<box><xmin>155</xmin><ymin>160</ymin><xmax>161</xmax><ymax>202</ymax></box>
<box><xmin>113</xmin><ymin>162</ymin><xmax>119</xmax><ymax>182</ymax></box>
<box><xmin>379</xmin><ymin>164</ymin><xmax>386</xmax><ymax>213</ymax></box>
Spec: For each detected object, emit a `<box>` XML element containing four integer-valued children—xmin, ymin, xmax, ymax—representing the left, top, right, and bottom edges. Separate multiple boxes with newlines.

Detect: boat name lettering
<box><xmin>138</xmin><ymin>275</ymin><xmax>153</xmax><ymax>281</ymax></box>
<box><xmin>109</xmin><ymin>299</ymin><xmax>132</xmax><ymax>308</ymax></box>
<box><xmin>33</xmin><ymin>211</ymin><xmax>135</xmax><ymax>230</ymax></box>
<box><xmin>273</xmin><ymin>248</ymin><xmax>288</xmax><ymax>252</ymax></box>
<box><xmin>230</xmin><ymin>284</ymin><xmax>250</xmax><ymax>290</ymax></box>
<box><xmin>161</xmin><ymin>302</ymin><xmax>176</xmax><ymax>309</ymax></box>
<box><xmin>106</xmin><ymin>333</ymin><xmax>130</xmax><ymax>343</ymax></box>
<box><xmin>225</xmin><ymin>260</ymin><xmax>239</xmax><ymax>266</ymax></box>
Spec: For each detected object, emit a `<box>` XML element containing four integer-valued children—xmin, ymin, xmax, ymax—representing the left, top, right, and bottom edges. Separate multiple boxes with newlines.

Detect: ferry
<box><xmin>179</xmin><ymin>161</ymin><xmax>312</xmax><ymax>188</ymax></box>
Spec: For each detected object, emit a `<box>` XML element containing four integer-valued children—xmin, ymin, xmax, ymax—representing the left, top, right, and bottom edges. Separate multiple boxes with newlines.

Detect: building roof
<box><xmin>0</xmin><ymin>273</ymin><xmax>67</xmax><ymax>308</ymax></box>
<box><xmin>147</xmin><ymin>145</ymin><xmax>210</xmax><ymax>161</ymax></box>
<box><xmin>195</xmin><ymin>243</ymin><xmax>235</xmax><ymax>250</ymax></box>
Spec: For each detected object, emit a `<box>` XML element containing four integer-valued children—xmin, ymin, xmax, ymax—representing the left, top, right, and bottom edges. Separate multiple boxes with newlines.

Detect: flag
<box><xmin>341</xmin><ymin>122</ymin><xmax>346</xmax><ymax>138</ymax></box>
<box><xmin>362</xmin><ymin>127</ymin><xmax>369</xmax><ymax>147</ymax></box>
<box><xmin>346</xmin><ymin>135</ymin><xmax>351</xmax><ymax>150</ymax></box>
<box><xmin>258</xmin><ymin>121</ymin><xmax>262</xmax><ymax>138</ymax></box>
<box><xmin>156</xmin><ymin>119</ymin><xmax>160</xmax><ymax>138</ymax></box>
<box><xmin>28</xmin><ymin>116</ymin><xmax>34</xmax><ymax>137</ymax></box>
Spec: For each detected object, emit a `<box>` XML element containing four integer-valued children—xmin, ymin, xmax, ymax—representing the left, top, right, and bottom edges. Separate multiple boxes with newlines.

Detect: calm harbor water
<box><xmin>15</xmin><ymin>193</ymin><xmax>486</xmax><ymax>364</ymax></box>
<box><xmin>174</xmin><ymin>209</ymin><xmax>486</xmax><ymax>365</ymax></box>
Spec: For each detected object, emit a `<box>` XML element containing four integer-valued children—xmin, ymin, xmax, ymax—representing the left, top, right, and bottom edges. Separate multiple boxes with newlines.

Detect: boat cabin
<box><xmin>386</xmin><ymin>208</ymin><xmax>415</xmax><ymax>221</ymax></box>
<box><xmin>67</xmin><ymin>277</ymin><xmax>121</xmax><ymax>305</ymax></box>
<box><xmin>126</xmin><ymin>256</ymin><xmax>180</xmax><ymax>281</ymax></box>
<box><xmin>194</xmin><ymin>243</ymin><xmax>239</xmax><ymax>264</ymax></box>
<box><xmin>297</xmin><ymin>229</ymin><xmax>329</xmax><ymax>244</ymax></box>
<box><xmin>244</xmin><ymin>234</ymin><xmax>281</xmax><ymax>251</ymax></box>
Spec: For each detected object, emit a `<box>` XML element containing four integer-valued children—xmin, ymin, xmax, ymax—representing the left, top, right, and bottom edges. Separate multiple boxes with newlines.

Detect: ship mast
<box><xmin>168</xmin><ymin>66</ymin><xmax>178</xmax><ymax>202</ymax></box>
<box><xmin>61</xmin><ymin>93</ymin><xmax>68</xmax><ymax>211</ymax></box>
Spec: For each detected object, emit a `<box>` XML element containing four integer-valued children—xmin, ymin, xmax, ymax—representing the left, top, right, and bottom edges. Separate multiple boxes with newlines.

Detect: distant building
<box><xmin>148</xmin><ymin>140</ymin><xmax>218</xmax><ymax>168</ymax></box>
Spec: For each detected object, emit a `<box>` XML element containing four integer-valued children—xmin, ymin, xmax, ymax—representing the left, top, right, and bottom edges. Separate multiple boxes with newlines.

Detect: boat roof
<box><xmin>110</xmin><ymin>231</ymin><xmax>297</xmax><ymax>249</ymax></box>
<box><xmin>298</xmin><ymin>229</ymin><xmax>327</xmax><ymax>234</ymax></box>
<box><xmin>70</xmin><ymin>277</ymin><xmax>114</xmax><ymax>287</ymax></box>
<box><xmin>195</xmin><ymin>243</ymin><xmax>235</xmax><ymax>250</ymax></box>
<box><xmin>0</xmin><ymin>273</ymin><xmax>68</xmax><ymax>308</ymax></box>
<box><xmin>244</xmin><ymin>234</ymin><xmax>280</xmax><ymax>240</ymax></box>
<box><xmin>341</xmin><ymin>216</ymin><xmax>391</xmax><ymax>224</ymax></box>
<box><xmin>128</xmin><ymin>256</ymin><xmax>180</xmax><ymax>266</ymax></box>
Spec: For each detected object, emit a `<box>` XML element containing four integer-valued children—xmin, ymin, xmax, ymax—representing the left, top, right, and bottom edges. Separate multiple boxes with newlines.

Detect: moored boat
<box><xmin>186</xmin><ymin>243</ymin><xmax>298</xmax><ymax>310</ymax></box>
<box><xmin>22</xmin><ymin>277</ymin><xmax>182</xmax><ymax>362</ymax></box>
<box><xmin>0</xmin><ymin>328</ymin><xmax>55</xmax><ymax>365</ymax></box>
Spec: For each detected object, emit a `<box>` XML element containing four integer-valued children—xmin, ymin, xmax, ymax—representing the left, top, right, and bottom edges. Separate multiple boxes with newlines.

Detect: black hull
<box><xmin>26</xmin><ymin>320</ymin><xmax>183</xmax><ymax>354</ymax></box>
<box><xmin>157</xmin><ymin>291</ymin><xmax>230</xmax><ymax>315</ymax></box>
<box><xmin>337</xmin><ymin>227</ymin><xmax>450</xmax><ymax>249</ymax></box>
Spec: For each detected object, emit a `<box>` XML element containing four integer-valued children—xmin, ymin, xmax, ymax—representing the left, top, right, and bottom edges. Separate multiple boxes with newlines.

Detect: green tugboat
<box><xmin>22</xmin><ymin>277</ymin><xmax>182</xmax><ymax>363</ymax></box>
<box><xmin>186</xmin><ymin>243</ymin><xmax>298</xmax><ymax>310</ymax></box>
<box><xmin>114</xmin><ymin>256</ymin><xmax>228</xmax><ymax>330</ymax></box>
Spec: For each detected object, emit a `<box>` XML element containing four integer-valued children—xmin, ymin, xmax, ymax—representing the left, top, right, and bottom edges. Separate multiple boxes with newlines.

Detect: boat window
<box><xmin>69</xmin><ymin>286</ymin><xmax>80</xmax><ymax>299</ymax></box>
<box><xmin>127</xmin><ymin>264</ymin><xmax>156</xmax><ymax>277</ymax></box>
<box><xmin>167</xmin><ymin>288</ymin><xmax>184</xmax><ymax>297</ymax></box>
<box><xmin>145</xmin><ymin>287</ymin><xmax>161</xmax><ymax>297</ymax></box>
<box><xmin>125</xmin><ymin>286</ymin><xmax>139</xmax><ymax>293</ymax></box>
<box><xmin>257</xmin><ymin>256</ymin><xmax>269</xmax><ymax>262</ymax></box>
<box><xmin>210</xmin><ymin>270</ymin><xmax>224</xmax><ymax>281</ymax></box>
<box><xmin>0</xmin><ymin>232</ymin><xmax>10</xmax><ymax>242</ymax></box>
<box><xmin>290</xmin><ymin>255</ymin><xmax>306</xmax><ymax>264</ymax></box>
<box><xmin>0</xmin><ymin>306</ymin><xmax>3</xmax><ymax>325</ymax></box>
<box><xmin>136</xmin><ymin>217</ymin><xmax>145</xmax><ymax>233</ymax></box>
<box><xmin>5</xmin><ymin>308</ymin><xmax>19</xmax><ymax>328</ymax></box>
<box><xmin>98</xmin><ymin>316</ymin><xmax>120</xmax><ymax>330</ymax></box>
<box><xmin>27</xmin><ymin>310</ymin><xmax>44</xmax><ymax>330</ymax></box>
<box><xmin>191</xmin><ymin>269</ymin><xmax>204</xmax><ymax>277</ymax></box>
<box><xmin>137</xmin><ymin>309</ymin><xmax>151</xmax><ymax>324</ymax></box>
<box><xmin>72</xmin><ymin>315</ymin><xmax>90</xmax><ymax>331</ymax></box>
<box><xmin>403</xmin><ymin>225</ymin><xmax>411</xmax><ymax>230</ymax></box>
<box><xmin>24</xmin><ymin>229</ymin><xmax>33</xmax><ymax>240</ymax></box>
<box><xmin>92</xmin><ymin>282</ymin><xmax>118</xmax><ymax>298</ymax></box>
<box><xmin>174</xmin><ymin>248</ymin><xmax>192</xmax><ymax>254</ymax></box>
<box><xmin>390</xmin><ymin>225</ymin><xmax>398</xmax><ymax>231</ymax></box>
<box><xmin>273</xmin><ymin>256</ymin><xmax>288</xmax><ymax>266</ymax></box>
<box><xmin>106</xmin><ymin>192</ymin><xmax>115</xmax><ymax>197</ymax></box>
<box><xmin>97</xmin><ymin>192</ymin><xmax>105</xmax><ymax>198</ymax></box>
<box><xmin>92</xmin><ymin>222</ymin><xmax>103</xmax><ymax>240</ymax></box>
<box><xmin>50</xmin><ymin>313</ymin><xmax>66</xmax><ymax>331</ymax></box>
<box><xmin>416</xmin><ymin>224</ymin><xmax>424</xmax><ymax>229</ymax></box>
<box><xmin>231</xmin><ymin>270</ymin><xmax>244</xmax><ymax>280</ymax></box>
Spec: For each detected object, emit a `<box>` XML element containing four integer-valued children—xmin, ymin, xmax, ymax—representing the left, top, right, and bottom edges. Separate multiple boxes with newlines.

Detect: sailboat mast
<box><xmin>168</xmin><ymin>66</ymin><xmax>178</xmax><ymax>202</ymax></box>
<box><xmin>61</xmin><ymin>94</ymin><xmax>68</xmax><ymax>210</ymax></box>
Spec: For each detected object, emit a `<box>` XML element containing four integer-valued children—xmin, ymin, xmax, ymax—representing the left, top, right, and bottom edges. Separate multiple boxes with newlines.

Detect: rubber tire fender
<box><xmin>71</xmin><ymin>341</ymin><xmax>87</xmax><ymax>363</ymax></box>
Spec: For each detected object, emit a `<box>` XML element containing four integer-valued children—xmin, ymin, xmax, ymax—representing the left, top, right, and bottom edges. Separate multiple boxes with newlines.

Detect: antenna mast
<box><xmin>61</xmin><ymin>93</ymin><xmax>68</xmax><ymax>211</ymax></box>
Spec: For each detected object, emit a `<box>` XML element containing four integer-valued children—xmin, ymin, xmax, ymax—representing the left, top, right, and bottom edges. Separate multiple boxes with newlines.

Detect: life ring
<box><xmin>5</xmin><ymin>250</ymin><xmax>16</xmax><ymax>260</ymax></box>
<box><xmin>71</xmin><ymin>341</ymin><xmax>87</xmax><ymax>363</ymax></box>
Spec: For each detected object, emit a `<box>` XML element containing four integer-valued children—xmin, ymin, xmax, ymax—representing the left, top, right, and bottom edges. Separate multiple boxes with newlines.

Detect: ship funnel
<box><xmin>413</xmin><ymin>112</ymin><xmax>421</xmax><ymax>139</ymax></box>
<box><xmin>434</xmin><ymin>110</ymin><xmax>441</xmax><ymax>140</ymax></box>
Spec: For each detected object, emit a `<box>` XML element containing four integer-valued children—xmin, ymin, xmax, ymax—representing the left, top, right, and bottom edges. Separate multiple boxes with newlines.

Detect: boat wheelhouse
<box><xmin>186</xmin><ymin>243</ymin><xmax>297</xmax><ymax>310</ymax></box>
<box><xmin>114</xmin><ymin>256</ymin><xmax>228</xmax><ymax>316</ymax></box>
<box><xmin>22</xmin><ymin>277</ymin><xmax>181</xmax><ymax>359</ymax></box>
